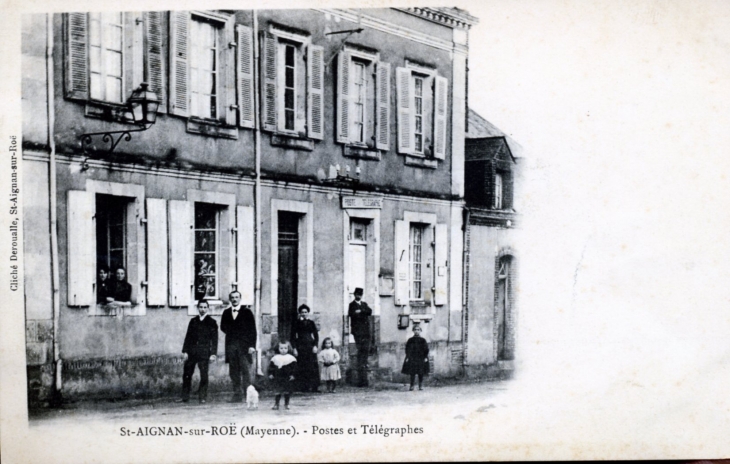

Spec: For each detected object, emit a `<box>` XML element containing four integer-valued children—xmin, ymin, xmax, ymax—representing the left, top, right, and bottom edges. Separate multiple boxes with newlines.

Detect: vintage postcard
<box><xmin>2</xmin><ymin>0</ymin><xmax>730</xmax><ymax>462</ymax></box>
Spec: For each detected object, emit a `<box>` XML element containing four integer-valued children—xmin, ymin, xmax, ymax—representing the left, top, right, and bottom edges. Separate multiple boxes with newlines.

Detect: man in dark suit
<box><xmin>220</xmin><ymin>290</ymin><xmax>257</xmax><ymax>402</ymax></box>
<box><xmin>348</xmin><ymin>287</ymin><xmax>372</xmax><ymax>387</ymax></box>
<box><xmin>180</xmin><ymin>300</ymin><xmax>218</xmax><ymax>404</ymax></box>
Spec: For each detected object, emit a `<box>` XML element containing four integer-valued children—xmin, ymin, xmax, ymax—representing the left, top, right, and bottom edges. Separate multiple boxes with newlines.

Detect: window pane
<box><xmin>285</xmin><ymin>109</ymin><xmax>294</xmax><ymax>131</ymax></box>
<box><xmin>285</xmin><ymin>66</ymin><xmax>294</xmax><ymax>88</ymax></box>
<box><xmin>195</xmin><ymin>231</ymin><xmax>216</xmax><ymax>251</ymax></box>
<box><xmin>89</xmin><ymin>16</ymin><xmax>101</xmax><ymax>46</ymax></box>
<box><xmin>106</xmin><ymin>50</ymin><xmax>122</xmax><ymax>77</ymax></box>
<box><xmin>105</xmin><ymin>25</ymin><xmax>123</xmax><ymax>52</ymax></box>
<box><xmin>105</xmin><ymin>77</ymin><xmax>122</xmax><ymax>103</ymax></box>
<box><xmin>207</xmin><ymin>49</ymin><xmax>216</xmax><ymax>72</ymax></box>
<box><xmin>90</xmin><ymin>74</ymin><xmax>102</xmax><ymax>100</ymax></box>
<box><xmin>285</xmin><ymin>45</ymin><xmax>294</xmax><ymax>66</ymax></box>
<box><xmin>284</xmin><ymin>88</ymin><xmax>294</xmax><ymax>110</ymax></box>
<box><xmin>195</xmin><ymin>206</ymin><xmax>217</xmax><ymax>229</ymax></box>
<box><xmin>415</xmin><ymin>134</ymin><xmax>423</xmax><ymax>153</ymax></box>
<box><xmin>89</xmin><ymin>46</ymin><xmax>101</xmax><ymax>73</ymax></box>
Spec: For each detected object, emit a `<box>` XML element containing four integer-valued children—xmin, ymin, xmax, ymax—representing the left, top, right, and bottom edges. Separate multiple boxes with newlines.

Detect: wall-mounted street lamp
<box><xmin>80</xmin><ymin>83</ymin><xmax>159</xmax><ymax>157</ymax></box>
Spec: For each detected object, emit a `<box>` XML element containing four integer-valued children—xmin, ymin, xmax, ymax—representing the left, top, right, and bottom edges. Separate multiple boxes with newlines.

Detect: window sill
<box><xmin>343</xmin><ymin>144</ymin><xmax>381</xmax><ymax>161</ymax></box>
<box><xmin>90</xmin><ymin>301</ymin><xmax>143</xmax><ymax>317</ymax></box>
<box><xmin>85</xmin><ymin>100</ymin><xmax>135</xmax><ymax>124</ymax></box>
<box><xmin>404</xmin><ymin>155</ymin><xmax>438</xmax><ymax>169</ymax></box>
<box><xmin>271</xmin><ymin>133</ymin><xmax>315</xmax><ymax>151</ymax></box>
<box><xmin>186</xmin><ymin>118</ymin><xmax>239</xmax><ymax>139</ymax></box>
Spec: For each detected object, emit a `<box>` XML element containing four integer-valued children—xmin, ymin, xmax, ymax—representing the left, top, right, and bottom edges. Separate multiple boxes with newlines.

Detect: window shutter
<box><xmin>145</xmin><ymin>198</ymin><xmax>168</xmax><ymax>306</ymax></box>
<box><xmin>396</xmin><ymin>67</ymin><xmax>412</xmax><ymax>154</ymax></box>
<box><xmin>236</xmin><ymin>206</ymin><xmax>255</xmax><ymax>305</ymax></box>
<box><xmin>307</xmin><ymin>45</ymin><xmax>325</xmax><ymax>140</ymax></box>
<box><xmin>336</xmin><ymin>51</ymin><xmax>351</xmax><ymax>143</ymax></box>
<box><xmin>67</xmin><ymin>190</ymin><xmax>95</xmax><ymax>306</ymax></box>
<box><xmin>168</xmin><ymin>11</ymin><xmax>189</xmax><ymax>117</ymax></box>
<box><xmin>64</xmin><ymin>13</ymin><xmax>89</xmax><ymax>100</ymax></box>
<box><xmin>433</xmin><ymin>76</ymin><xmax>448</xmax><ymax>160</ymax></box>
<box><xmin>375</xmin><ymin>61</ymin><xmax>391</xmax><ymax>151</ymax></box>
<box><xmin>145</xmin><ymin>11</ymin><xmax>166</xmax><ymax>113</ymax></box>
<box><xmin>434</xmin><ymin>223</ymin><xmax>448</xmax><ymax>306</ymax></box>
<box><xmin>235</xmin><ymin>24</ymin><xmax>255</xmax><ymax>129</ymax></box>
<box><xmin>394</xmin><ymin>220</ymin><xmax>410</xmax><ymax>306</ymax></box>
<box><xmin>260</xmin><ymin>31</ymin><xmax>277</xmax><ymax>132</ymax></box>
<box><xmin>168</xmin><ymin>200</ymin><xmax>192</xmax><ymax>307</ymax></box>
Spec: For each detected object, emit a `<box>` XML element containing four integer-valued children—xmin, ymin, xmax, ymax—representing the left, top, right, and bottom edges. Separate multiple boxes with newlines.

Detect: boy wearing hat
<box><xmin>348</xmin><ymin>287</ymin><xmax>372</xmax><ymax>387</ymax></box>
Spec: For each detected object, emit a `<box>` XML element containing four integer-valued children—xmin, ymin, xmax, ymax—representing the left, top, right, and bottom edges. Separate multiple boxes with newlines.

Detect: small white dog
<box><xmin>246</xmin><ymin>385</ymin><xmax>259</xmax><ymax>409</ymax></box>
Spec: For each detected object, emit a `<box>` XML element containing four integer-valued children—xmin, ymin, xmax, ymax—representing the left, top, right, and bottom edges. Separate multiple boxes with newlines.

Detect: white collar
<box><xmin>271</xmin><ymin>354</ymin><xmax>297</xmax><ymax>368</ymax></box>
<box><xmin>198</xmin><ymin>314</ymin><xmax>208</xmax><ymax>321</ymax></box>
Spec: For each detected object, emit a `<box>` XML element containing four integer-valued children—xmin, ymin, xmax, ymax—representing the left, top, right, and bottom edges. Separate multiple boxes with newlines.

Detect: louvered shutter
<box><xmin>67</xmin><ymin>190</ymin><xmax>95</xmax><ymax>306</ymax></box>
<box><xmin>236</xmin><ymin>24</ymin><xmax>255</xmax><ymax>129</ymax></box>
<box><xmin>434</xmin><ymin>223</ymin><xmax>448</xmax><ymax>306</ymax></box>
<box><xmin>145</xmin><ymin>198</ymin><xmax>168</xmax><ymax>306</ymax></box>
<box><xmin>433</xmin><ymin>76</ymin><xmax>448</xmax><ymax>160</ymax></box>
<box><xmin>145</xmin><ymin>12</ymin><xmax>166</xmax><ymax>113</ymax></box>
<box><xmin>375</xmin><ymin>61</ymin><xmax>391</xmax><ymax>151</ymax></box>
<box><xmin>168</xmin><ymin>200</ymin><xmax>192</xmax><ymax>307</ymax></box>
<box><xmin>65</xmin><ymin>13</ymin><xmax>89</xmax><ymax>100</ymax></box>
<box><xmin>168</xmin><ymin>11</ymin><xmax>189</xmax><ymax>117</ymax></box>
<box><xmin>307</xmin><ymin>45</ymin><xmax>325</xmax><ymax>140</ymax></box>
<box><xmin>260</xmin><ymin>31</ymin><xmax>277</xmax><ymax>132</ymax></box>
<box><xmin>396</xmin><ymin>67</ymin><xmax>412</xmax><ymax>154</ymax></box>
<box><xmin>336</xmin><ymin>51</ymin><xmax>351</xmax><ymax>143</ymax></box>
<box><xmin>236</xmin><ymin>206</ymin><xmax>255</xmax><ymax>305</ymax></box>
<box><xmin>394</xmin><ymin>220</ymin><xmax>410</xmax><ymax>306</ymax></box>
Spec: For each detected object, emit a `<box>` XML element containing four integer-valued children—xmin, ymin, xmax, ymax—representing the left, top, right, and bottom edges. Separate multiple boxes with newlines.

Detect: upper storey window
<box><xmin>260</xmin><ymin>25</ymin><xmax>324</xmax><ymax>141</ymax></box>
<box><xmin>396</xmin><ymin>63</ymin><xmax>448</xmax><ymax>160</ymax></box>
<box><xmin>189</xmin><ymin>18</ymin><xmax>220</xmax><ymax>119</ymax></box>
<box><xmin>335</xmin><ymin>47</ymin><xmax>390</xmax><ymax>151</ymax></box>
<box><xmin>88</xmin><ymin>12</ymin><xmax>124</xmax><ymax>103</ymax></box>
<box><xmin>65</xmin><ymin>11</ymin><xmax>166</xmax><ymax>113</ymax></box>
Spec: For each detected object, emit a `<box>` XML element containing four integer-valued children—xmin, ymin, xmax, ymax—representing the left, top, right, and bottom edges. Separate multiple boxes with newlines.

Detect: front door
<box><xmin>277</xmin><ymin>212</ymin><xmax>299</xmax><ymax>342</ymax></box>
<box><xmin>496</xmin><ymin>256</ymin><xmax>513</xmax><ymax>361</ymax></box>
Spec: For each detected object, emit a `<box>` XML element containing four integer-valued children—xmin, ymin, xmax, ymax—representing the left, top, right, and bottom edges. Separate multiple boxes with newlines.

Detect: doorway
<box><xmin>496</xmin><ymin>255</ymin><xmax>514</xmax><ymax>361</ymax></box>
<box><xmin>277</xmin><ymin>211</ymin><xmax>300</xmax><ymax>341</ymax></box>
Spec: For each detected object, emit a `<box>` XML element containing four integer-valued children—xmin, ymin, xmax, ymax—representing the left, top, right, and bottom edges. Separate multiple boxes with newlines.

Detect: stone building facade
<box><xmin>21</xmin><ymin>8</ymin><xmax>520</xmax><ymax>405</ymax></box>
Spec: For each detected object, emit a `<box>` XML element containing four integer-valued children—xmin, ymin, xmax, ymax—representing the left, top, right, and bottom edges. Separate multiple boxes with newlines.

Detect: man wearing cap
<box><xmin>220</xmin><ymin>290</ymin><xmax>257</xmax><ymax>402</ymax></box>
<box><xmin>348</xmin><ymin>287</ymin><xmax>372</xmax><ymax>387</ymax></box>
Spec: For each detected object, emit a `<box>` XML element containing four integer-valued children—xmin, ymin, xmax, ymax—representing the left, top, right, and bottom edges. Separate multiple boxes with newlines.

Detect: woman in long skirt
<box><xmin>292</xmin><ymin>304</ymin><xmax>320</xmax><ymax>392</ymax></box>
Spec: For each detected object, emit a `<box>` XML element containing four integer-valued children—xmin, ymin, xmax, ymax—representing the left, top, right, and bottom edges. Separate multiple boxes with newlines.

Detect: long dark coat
<box><xmin>401</xmin><ymin>336</ymin><xmax>430</xmax><ymax>376</ymax></box>
<box><xmin>267</xmin><ymin>354</ymin><xmax>297</xmax><ymax>393</ymax></box>
<box><xmin>292</xmin><ymin>318</ymin><xmax>319</xmax><ymax>388</ymax></box>
<box><xmin>220</xmin><ymin>307</ymin><xmax>257</xmax><ymax>363</ymax></box>
<box><xmin>182</xmin><ymin>316</ymin><xmax>219</xmax><ymax>360</ymax></box>
<box><xmin>348</xmin><ymin>300</ymin><xmax>372</xmax><ymax>341</ymax></box>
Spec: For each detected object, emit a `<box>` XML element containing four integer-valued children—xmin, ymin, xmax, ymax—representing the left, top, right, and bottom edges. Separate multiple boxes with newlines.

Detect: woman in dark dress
<box><xmin>97</xmin><ymin>265</ymin><xmax>111</xmax><ymax>304</ymax></box>
<box><xmin>401</xmin><ymin>324</ymin><xmax>429</xmax><ymax>391</ymax></box>
<box><xmin>108</xmin><ymin>266</ymin><xmax>132</xmax><ymax>303</ymax></box>
<box><xmin>292</xmin><ymin>304</ymin><xmax>320</xmax><ymax>392</ymax></box>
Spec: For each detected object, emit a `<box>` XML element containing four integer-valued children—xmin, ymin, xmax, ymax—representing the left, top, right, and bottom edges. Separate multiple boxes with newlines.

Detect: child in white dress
<box><xmin>317</xmin><ymin>338</ymin><xmax>341</xmax><ymax>393</ymax></box>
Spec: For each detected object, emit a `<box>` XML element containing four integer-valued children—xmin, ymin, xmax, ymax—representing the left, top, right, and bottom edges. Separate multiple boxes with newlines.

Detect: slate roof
<box><xmin>466</xmin><ymin>108</ymin><xmax>524</xmax><ymax>158</ymax></box>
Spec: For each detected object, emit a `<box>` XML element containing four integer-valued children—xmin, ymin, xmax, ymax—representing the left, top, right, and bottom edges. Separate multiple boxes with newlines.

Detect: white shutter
<box><xmin>236</xmin><ymin>24</ymin><xmax>255</xmax><ymax>129</ymax></box>
<box><xmin>67</xmin><ymin>190</ymin><xmax>95</xmax><ymax>306</ymax></box>
<box><xmin>433</xmin><ymin>76</ymin><xmax>448</xmax><ymax>160</ymax></box>
<box><xmin>145</xmin><ymin>12</ymin><xmax>166</xmax><ymax>113</ymax></box>
<box><xmin>375</xmin><ymin>61</ymin><xmax>391</xmax><ymax>151</ymax></box>
<box><xmin>65</xmin><ymin>13</ymin><xmax>89</xmax><ymax>100</ymax></box>
<box><xmin>434</xmin><ymin>223</ymin><xmax>448</xmax><ymax>306</ymax></box>
<box><xmin>307</xmin><ymin>45</ymin><xmax>325</xmax><ymax>140</ymax></box>
<box><xmin>236</xmin><ymin>206</ymin><xmax>255</xmax><ymax>306</ymax></box>
<box><xmin>260</xmin><ymin>31</ymin><xmax>277</xmax><ymax>132</ymax></box>
<box><xmin>336</xmin><ymin>51</ymin><xmax>351</xmax><ymax>143</ymax></box>
<box><xmin>168</xmin><ymin>200</ymin><xmax>192</xmax><ymax>307</ymax></box>
<box><xmin>145</xmin><ymin>198</ymin><xmax>168</xmax><ymax>306</ymax></box>
<box><xmin>396</xmin><ymin>67</ymin><xmax>412</xmax><ymax>154</ymax></box>
<box><xmin>168</xmin><ymin>11</ymin><xmax>189</xmax><ymax>117</ymax></box>
<box><xmin>394</xmin><ymin>220</ymin><xmax>410</xmax><ymax>306</ymax></box>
